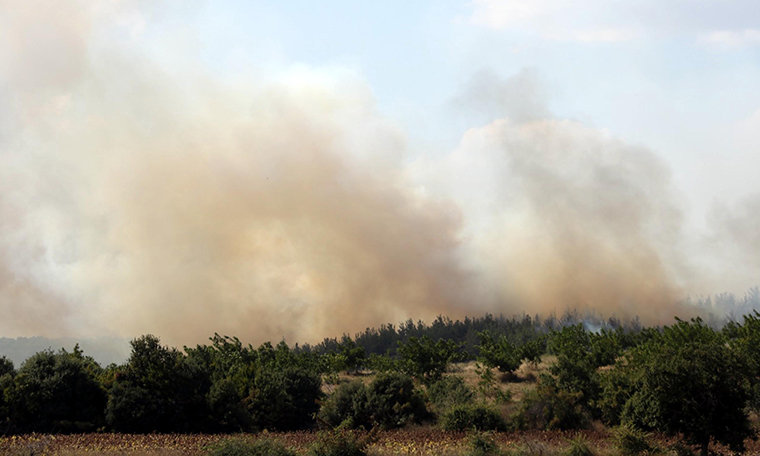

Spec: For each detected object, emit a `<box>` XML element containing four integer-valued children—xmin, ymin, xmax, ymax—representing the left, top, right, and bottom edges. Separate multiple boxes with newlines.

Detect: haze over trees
<box><xmin>1</xmin><ymin>309</ymin><xmax>760</xmax><ymax>456</ymax></box>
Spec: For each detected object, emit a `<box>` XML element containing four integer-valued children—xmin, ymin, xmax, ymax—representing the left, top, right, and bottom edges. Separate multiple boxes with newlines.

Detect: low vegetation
<box><xmin>2</xmin><ymin>309</ymin><xmax>760</xmax><ymax>456</ymax></box>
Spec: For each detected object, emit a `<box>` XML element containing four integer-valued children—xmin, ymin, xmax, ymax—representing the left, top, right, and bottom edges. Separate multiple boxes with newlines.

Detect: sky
<box><xmin>0</xmin><ymin>0</ymin><xmax>759</xmax><ymax>346</ymax></box>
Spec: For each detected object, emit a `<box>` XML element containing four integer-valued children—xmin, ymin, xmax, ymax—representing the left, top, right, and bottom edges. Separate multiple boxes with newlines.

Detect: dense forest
<box><xmin>2</xmin><ymin>304</ymin><xmax>760</xmax><ymax>456</ymax></box>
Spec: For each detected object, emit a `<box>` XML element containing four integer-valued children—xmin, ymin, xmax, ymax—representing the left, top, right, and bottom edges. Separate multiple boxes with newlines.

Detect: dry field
<box><xmin>3</xmin><ymin>429</ymin><xmax>760</xmax><ymax>456</ymax></box>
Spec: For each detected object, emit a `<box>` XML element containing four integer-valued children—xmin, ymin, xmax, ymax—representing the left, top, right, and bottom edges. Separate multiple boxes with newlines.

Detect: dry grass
<box><xmin>5</xmin><ymin>429</ymin><xmax>760</xmax><ymax>456</ymax></box>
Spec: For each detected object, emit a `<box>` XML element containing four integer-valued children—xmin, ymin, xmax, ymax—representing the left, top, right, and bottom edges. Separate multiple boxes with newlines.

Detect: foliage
<box><xmin>330</xmin><ymin>337</ymin><xmax>366</xmax><ymax>373</ymax></box>
<box><xmin>207</xmin><ymin>378</ymin><xmax>252</xmax><ymax>432</ymax></box>
<box><xmin>397</xmin><ymin>335</ymin><xmax>463</xmax><ymax>383</ymax></box>
<box><xmin>205</xmin><ymin>437</ymin><xmax>297</xmax><ymax>456</ymax></box>
<box><xmin>512</xmin><ymin>377</ymin><xmax>589</xmax><ymax>430</ymax></box>
<box><xmin>613</xmin><ymin>425</ymin><xmax>658</xmax><ymax>456</ymax></box>
<box><xmin>426</xmin><ymin>375</ymin><xmax>474</xmax><ymax>410</ymax></box>
<box><xmin>365</xmin><ymin>372</ymin><xmax>428</xmax><ymax>429</ymax></box>
<box><xmin>318</xmin><ymin>380</ymin><xmax>371</xmax><ymax>429</ymax></box>
<box><xmin>724</xmin><ymin>311</ymin><xmax>760</xmax><ymax>411</ymax></box>
<box><xmin>467</xmin><ymin>431</ymin><xmax>503</xmax><ymax>456</ymax></box>
<box><xmin>477</xmin><ymin>331</ymin><xmax>522</xmax><ymax>373</ymax></box>
<box><xmin>249</xmin><ymin>367</ymin><xmax>323</xmax><ymax>431</ymax></box>
<box><xmin>475</xmin><ymin>364</ymin><xmax>512</xmax><ymax>403</ymax></box>
<box><xmin>106</xmin><ymin>335</ymin><xmax>210</xmax><ymax>433</ymax></box>
<box><xmin>6</xmin><ymin>348</ymin><xmax>107</xmax><ymax>433</ymax></box>
<box><xmin>545</xmin><ymin>325</ymin><xmax>621</xmax><ymax>413</ymax></box>
<box><xmin>0</xmin><ymin>356</ymin><xmax>13</xmax><ymax>377</ymax></box>
<box><xmin>441</xmin><ymin>404</ymin><xmax>507</xmax><ymax>431</ymax></box>
<box><xmin>365</xmin><ymin>353</ymin><xmax>398</xmax><ymax>373</ymax></box>
<box><xmin>611</xmin><ymin>318</ymin><xmax>753</xmax><ymax>456</ymax></box>
<box><xmin>308</xmin><ymin>427</ymin><xmax>372</xmax><ymax>456</ymax></box>
<box><xmin>565</xmin><ymin>435</ymin><xmax>594</xmax><ymax>456</ymax></box>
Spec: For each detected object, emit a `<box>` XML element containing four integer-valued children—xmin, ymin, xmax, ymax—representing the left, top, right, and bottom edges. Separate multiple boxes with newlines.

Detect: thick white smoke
<box><xmin>0</xmin><ymin>1</ymin><xmax>758</xmax><ymax>346</ymax></box>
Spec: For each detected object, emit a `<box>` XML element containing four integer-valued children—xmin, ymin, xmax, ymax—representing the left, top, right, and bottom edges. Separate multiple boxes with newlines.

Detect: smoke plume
<box><xmin>0</xmin><ymin>1</ymin><xmax>756</xmax><ymax>346</ymax></box>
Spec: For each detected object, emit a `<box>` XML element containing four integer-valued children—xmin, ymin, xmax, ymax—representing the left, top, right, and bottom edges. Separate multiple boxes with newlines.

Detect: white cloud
<box><xmin>698</xmin><ymin>29</ymin><xmax>760</xmax><ymax>48</ymax></box>
<box><xmin>468</xmin><ymin>0</ymin><xmax>568</xmax><ymax>30</ymax></box>
<box><xmin>466</xmin><ymin>0</ymin><xmax>637</xmax><ymax>43</ymax></box>
<box><xmin>570</xmin><ymin>28</ymin><xmax>638</xmax><ymax>43</ymax></box>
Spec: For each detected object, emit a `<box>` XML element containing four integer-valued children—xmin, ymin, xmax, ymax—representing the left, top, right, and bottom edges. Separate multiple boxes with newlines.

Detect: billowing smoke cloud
<box><xmin>0</xmin><ymin>1</ymin><xmax>755</xmax><ymax>346</ymax></box>
<box><xmin>416</xmin><ymin>117</ymin><xmax>693</xmax><ymax>322</ymax></box>
<box><xmin>0</xmin><ymin>1</ymin><xmax>479</xmax><ymax>344</ymax></box>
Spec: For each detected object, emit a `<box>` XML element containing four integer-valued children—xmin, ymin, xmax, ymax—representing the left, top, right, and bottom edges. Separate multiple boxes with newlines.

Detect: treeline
<box><xmin>2</xmin><ymin>311</ymin><xmax>760</xmax><ymax>456</ymax></box>
<box><xmin>297</xmin><ymin>310</ymin><xmax>642</xmax><ymax>358</ymax></box>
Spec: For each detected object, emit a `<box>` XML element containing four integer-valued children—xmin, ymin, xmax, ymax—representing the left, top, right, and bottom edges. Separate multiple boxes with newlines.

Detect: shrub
<box><xmin>207</xmin><ymin>378</ymin><xmax>252</xmax><ymax>432</ymax></box>
<box><xmin>308</xmin><ymin>427</ymin><xmax>371</xmax><ymax>456</ymax></box>
<box><xmin>318</xmin><ymin>380</ymin><xmax>371</xmax><ymax>429</ymax></box>
<box><xmin>613</xmin><ymin>425</ymin><xmax>657</xmax><ymax>456</ymax></box>
<box><xmin>427</xmin><ymin>375</ymin><xmax>474</xmax><ymax>410</ymax></box>
<box><xmin>618</xmin><ymin>319</ymin><xmax>753</xmax><ymax>456</ymax></box>
<box><xmin>206</xmin><ymin>437</ymin><xmax>297</xmax><ymax>456</ymax></box>
<box><xmin>366</xmin><ymin>373</ymin><xmax>428</xmax><ymax>428</ymax></box>
<box><xmin>442</xmin><ymin>404</ymin><xmax>507</xmax><ymax>431</ymax></box>
<box><xmin>467</xmin><ymin>431</ymin><xmax>502</xmax><ymax>456</ymax></box>
<box><xmin>0</xmin><ymin>356</ymin><xmax>13</xmax><ymax>377</ymax></box>
<box><xmin>250</xmin><ymin>367</ymin><xmax>323</xmax><ymax>431</ymax></box>
<box><xmin>565</xmin><ymin>435</ymin><xmax>594</xmax><ymax>456</ymax></box>
<box><xmin>8</xmin><ymin>349</ymin><xmax>107</xmax><ymax>433</ymax></box>
<box><xmin>477</xmin><ymin>331</ymin><xmax>521</xmax><ymax>374</ymax></box>
<box><xmin>397</xmin><ymin>336</ymin><xmax>463</xmax><ymax>383</ymax></box>
<box><xmin>512</xmin><ymin>379</ymin><xmax>588</xmax><ymax>430</ymax></box>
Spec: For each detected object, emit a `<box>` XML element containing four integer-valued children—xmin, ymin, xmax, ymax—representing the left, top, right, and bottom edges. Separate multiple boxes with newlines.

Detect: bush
<box><xmin>565</xmin><ymin>436</ymin><xmax>594</xmax><ymax>456</ymax></box>
<box><xmin>467</xmin><ymin>431</ymin><xmax>502</xmax><ymax>456</ymax></box>
<box><xmin>613</xmin><ymin>425</ymin><xmax>657</xmax><ymax>456</ymax></box>
<box><xmin>427</xmin><ymin>376</ymin><xmax>474</xmax><ymax>410</ymax></box>
<box><xmin>512</xmin><ymin>379</ymin><xmax>588</xmax><ymax>430</ymax></box>
<box><xmin>8</xmin><ymin>349</ymin><xmax>107</xmax><ymax>433</ymax></box>
<box><xmin>206</xmin><ymin>437</ymin><xmax>297</xmax><ymax>456</ymax></box>
<box><xmin>442</xmin><ymin>404</ymin><xmax>507</xmax><ymax>432</ymax></box>
<box><xmin>207</xmin><ymin>378</ymin><xmax>252</xmax><ymax>432</ymax></box>
<box><xmin>617</xmin><ymin>319</ymin><xmax>753</xmax><ymax>456</ymax></box>
<box><xmin>397</xmin><ymin>336</ymin><xmax>463</xmax><ymax>383</ymax></box>
<box><xmin>308</xmin><ymin>428</ymin><xmax>371</xmax><ymax>456</ymax></box>
<box><xmin>366</xmin><ymin>373</ymin><xmax>428</xmax><ymax>428</ymax></box>
<box><xmin>250</xmin><ymin>367</ymin><xmax>323</xmax><ymax>431</ymax></box>
<box><xmin>318</xmin><ymin>380</ymin><xmax>371</xmax><ymax>429</ymax></box>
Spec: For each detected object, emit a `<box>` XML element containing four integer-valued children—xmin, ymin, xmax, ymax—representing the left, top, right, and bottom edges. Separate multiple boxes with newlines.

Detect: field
<box><xmin>0</xmin><ymin>429</ymin><xmax>636</xmax><ymax>456</ymax></box>
<box><xmin>4</xmin><ymin>429</ymin><xmax>760</xmax><ymax>456</ymax></box>
<box><xmin>3</xmin><ymin>354</ymin><xmax>760</xmax><ymax>456</ymax></box>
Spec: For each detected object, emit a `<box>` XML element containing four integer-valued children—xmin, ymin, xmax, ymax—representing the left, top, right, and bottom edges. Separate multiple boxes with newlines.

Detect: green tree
<box><xmin>0</xmin><ymin>356</ymin><xmax>13</xmax><ymax>377</ymax></box>
<box><xmin>106</xmin><ymin>335</ymin><xmax>210</xmax><ymax>433</ymax></box>
<box><xmin>476</xmin><ymin>331</ymin><xmax>521</xmax><ymax>374</ymax></box>
<box><xmin>724</xmin><ymin>311</ymin><xmax>760</xmax><ymax>411</ymax></box>
<box><xmin>397</xmin><ymin>336</ymin><xmax>462</xmax><ymax>382</ymax></box>
<box><xmin>366</xmin><ymin>372</ymin><xmax>428</xmax><ymax>428</ymax></box>
<box><xmin>611</xmin><ymin>318</ymin><xmax>753</xmax><ymax>456</ymax></box>
<box><xmin>6</xmin><ymin>348</ymin><xmax>107</xmax><ymax>432</ymax></box>
<box><xmin>249</xmin><ymin>366</ymin><xmax>322</xmax><ymax>431</ymax></box>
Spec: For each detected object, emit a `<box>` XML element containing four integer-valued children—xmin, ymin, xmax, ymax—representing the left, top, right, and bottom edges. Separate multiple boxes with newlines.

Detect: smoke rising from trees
<box><xmin>0</xmin><ymin>1</ymin><xmax>757</xmax><ymax>346</ymax></box>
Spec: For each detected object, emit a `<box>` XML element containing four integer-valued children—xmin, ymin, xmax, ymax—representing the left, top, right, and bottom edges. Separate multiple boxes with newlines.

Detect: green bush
<box><xmin>366</xmin><ymin>373</ymin><xmax>428</xmax><ymax>428</ymax></box>
<box><xmin>613</xmin><ymin>425</ymin><xmax>657</xmax><ymax>456</ymax></box>
<box><xmin>206</xmin><ymin>437</ymin><xmax>297</xmax><ymax>456</ymax></box>
<box><xmin>565</xmin><ymin>435</ymin><xmax>594</xmax><ymax>456</ymax></box>
<box><xmin>318</xmin><ymin>380</ymin><xmax>371</xmax><ymax>429</ymax></box>
<box><xmin>427</xmin><ymin>375</ymin><xmax>474</xmax><ymax>410</ymax></box>
<box><xmin>207</xmin><ymin>378</ymin><xmax>252</xmax><ymax>432</ymax></box>
<box><xmin>8</xmin><ymin>349</ymin><xmax>107</xmax><ymax>433</ymax></box>
<box><xmin>512</xmin><ymin>379</ymin><xmax>588</xmax><ymax>430</ymax></box>
<box><xmin>442</xmin><ymin>404</ymin><xmax>507</xmax><ymax>431</ymax></box>
<box><xmin>616</xmin><ymin>319</ymin><xmax>753</xmax><ymax>456</ymax></box>
<box><xmin>467</xmin><ymin>431</ymin><xmax>502</xmax><ymax>456</ymax></box>
<box><xmin>250</xmin><ymin>367</ymin><xmax>323</xmax><ymax>431</ymax></box>
<box><xmin>308</xmin><ymin>428</ymin><xmax>370</xmax><ymax>456</ymax></box>
<box><xmin>397</xmin><ymin>336</ymin><xmax>463</xmax><ymax>383</ymax></box>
